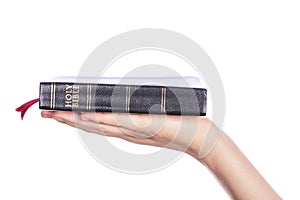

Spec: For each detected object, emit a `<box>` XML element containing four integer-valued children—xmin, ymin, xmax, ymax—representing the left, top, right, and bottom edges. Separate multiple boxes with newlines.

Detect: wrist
<box><xmin>186</xmin><ymin>118</ymin><xmax>217</xmax><ymax>159</ymax></box>
<box><xmin>199</xmin><ymin>131</ymin><xmax>226</xmax><ymax>168</ymax></box>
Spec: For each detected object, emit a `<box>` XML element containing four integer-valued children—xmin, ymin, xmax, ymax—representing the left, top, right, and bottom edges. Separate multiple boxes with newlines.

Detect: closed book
<box><xmin>39</xmin><ymin>82</ymin><xmax>207</xmax><ymax>116</ymax></box>
<box><xmin>16</xmin><ymin>81</ymin><xmax>207</xmax><ymax>119</ymax></box>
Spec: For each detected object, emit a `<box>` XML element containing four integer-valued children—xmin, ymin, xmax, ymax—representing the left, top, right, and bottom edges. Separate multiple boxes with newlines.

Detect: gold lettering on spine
<box><xmin>65</xmin><ymin>84</ymin><xmax>80</xmax><ymax>108</ymax></box>
<box><xmin>65</xmin><ymin>84</ymin><xmax>72</xmax><ymax>108</ymax></box>
<box><xmin>66</xmin><ymin>84</ymin><xmax>72</xmax><ymax>91</ymax></box>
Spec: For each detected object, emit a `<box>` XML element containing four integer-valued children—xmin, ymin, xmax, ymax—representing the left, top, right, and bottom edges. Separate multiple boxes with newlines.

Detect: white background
<box><xmin>1</xmin><ymin>0</ymin><xmax>299</xmax><ymax>199</ymax></box>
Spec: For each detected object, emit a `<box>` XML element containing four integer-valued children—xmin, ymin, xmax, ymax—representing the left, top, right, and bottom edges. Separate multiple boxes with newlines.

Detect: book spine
<box><xmin>39</xmin><ymin>82</ymin><xmax>207</xmax><ymax>116</ymax></box>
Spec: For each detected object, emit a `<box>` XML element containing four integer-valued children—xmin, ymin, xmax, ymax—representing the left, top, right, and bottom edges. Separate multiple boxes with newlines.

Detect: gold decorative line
<box><xmin>162</xmin><ymin>87</ymin><xmax>166</xmax><ymax>112</ymax></box>
<box><xmin>128</xmin><ymin>86</ymin><xmax>131</xmax><ymax>112</ymax></box>
<box><xmin>126</xmin><ymin>86</ymin><xmax>131</xmax><ymax>112</ymax></box>
<box><xmin>50</xmin><ymin>83</ymin><xmax>54</xmax><ymax>109</ymax></box>
<box><xmin>125</xmin><ymin>86</ymin><xmax>128</xmax><ymax>111</ymax></box>
<box><xmin>161</xmin><ymin>87</ymin><xmax>164</xmax><ymax>112</ymax></box>
<box><xmin>53</xmin><ymin>83</ymin><xmax>56</xmax><ymax>109</ymax></box>
<box><xmin>88</xmin><ymin>84</ymin><xmax>92</xmax><ymax>110</ymax></box>
<box><xmin>86</xmin><ymin>84</ymin><xmax>90</xmax><ymax>110</ymax></box>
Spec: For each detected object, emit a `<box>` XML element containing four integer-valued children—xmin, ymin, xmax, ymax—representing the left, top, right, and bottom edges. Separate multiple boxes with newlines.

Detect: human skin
<box><xmin>41</xmin><ymin>111</ymin><xmax>282</xmax><ymax>200</ymax></box>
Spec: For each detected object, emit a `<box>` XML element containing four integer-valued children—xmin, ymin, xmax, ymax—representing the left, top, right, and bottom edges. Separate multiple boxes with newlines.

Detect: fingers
<box><xmin>40</xmin><ymin>111</ymin><xmax>209</xmax><ymax>154</ymax></box>
<box><xmin>41</xmin><ymin>111</ymin><xmax>157</xmax><ymax>146</ymax></box>
<box><xmin>41</xmin><ymin>111</ymin><xmax>55</xmax><ymax>118</ymax></box>
<box><xmin>41</xmin><ymin>111</ymin><xmax>122</xmax><ymax>137</ymax></box>
<box><xmin>42</xmin><ymin>111</ymin><xmax>171</xmax><ymax>139</ymax></box>
<box><xmin>80</xmin><ymin>112</ymin><xmax>122</xmax><ymax>126</ymax></box>
<box><xmin>80</xmin><ymin>112</ymin><xmax>165</xmax><ymax>131</ymax></box>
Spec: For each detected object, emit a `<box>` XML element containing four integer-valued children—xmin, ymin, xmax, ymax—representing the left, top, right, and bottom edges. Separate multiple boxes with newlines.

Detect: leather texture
<box><xmin>39</xmin><ymin>82</ymin><xmax>207</xmax><ymax>116</ymax></box>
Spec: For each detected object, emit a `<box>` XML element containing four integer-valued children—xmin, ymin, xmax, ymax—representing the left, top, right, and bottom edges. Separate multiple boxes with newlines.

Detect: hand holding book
<box><xmin>16</xmin><ymin>80</ymin><xmax>281</xmax><ymax>199</ymax></box>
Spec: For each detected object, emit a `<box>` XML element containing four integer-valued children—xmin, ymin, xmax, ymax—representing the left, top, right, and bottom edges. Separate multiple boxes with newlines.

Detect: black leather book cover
<box><xmin>39</xmin><ymin>82</ymin><xmax>207</xmax><ymax>116</ymax></box>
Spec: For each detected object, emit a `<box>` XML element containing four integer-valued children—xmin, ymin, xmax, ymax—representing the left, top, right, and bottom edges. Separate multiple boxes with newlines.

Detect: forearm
<box><xmin>190</xmin><ymin>121</ymin><xmax>282</xmax><ymax>200</ymax></box>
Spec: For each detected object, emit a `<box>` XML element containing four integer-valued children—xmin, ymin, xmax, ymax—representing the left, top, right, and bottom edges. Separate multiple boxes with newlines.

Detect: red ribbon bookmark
<box><xmin>16</xmin><ymin>98</ymin><xmax>39</xmax><ymax>120</ymax></box>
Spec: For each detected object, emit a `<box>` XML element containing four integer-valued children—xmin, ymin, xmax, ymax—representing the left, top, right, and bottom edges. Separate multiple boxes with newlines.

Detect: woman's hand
<box><xmin>41</xmin><ymin>111</ymin><xmax>212</xmax><ymax>158</ymax></box>
<box><xmin>41</xmin><ymin>110</ymin><xmax>282</xmax><ymax>199</ymax></box>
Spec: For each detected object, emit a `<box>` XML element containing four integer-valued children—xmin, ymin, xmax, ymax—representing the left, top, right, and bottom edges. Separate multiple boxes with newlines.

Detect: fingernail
<box><xmin>42</xmin><ymin>112</ymin><xmax>52</xmax><ymax>118</ymax></box>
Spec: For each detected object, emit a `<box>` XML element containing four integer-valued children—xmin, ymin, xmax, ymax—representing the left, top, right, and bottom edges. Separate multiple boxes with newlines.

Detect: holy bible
<box><xmin>16</xmin><ymin>82</ymin><xmax>207</xmax><ymax>119</ymax></box>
